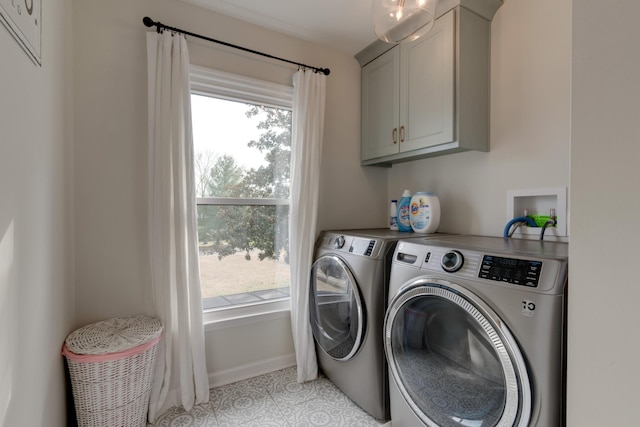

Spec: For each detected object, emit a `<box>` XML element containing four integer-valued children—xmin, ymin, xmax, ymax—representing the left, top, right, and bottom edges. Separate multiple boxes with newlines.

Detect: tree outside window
<box><xmin>192</xmin><ymin>94</ymin><xmax>291</xmax><ymax>308</ymax></box>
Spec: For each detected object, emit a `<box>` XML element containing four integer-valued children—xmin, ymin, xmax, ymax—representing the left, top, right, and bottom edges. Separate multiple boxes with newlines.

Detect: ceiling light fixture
<box><xmin>373</xmin><ymin>0</ymin><xmax>438</xmax><ymax>43</ymax></box>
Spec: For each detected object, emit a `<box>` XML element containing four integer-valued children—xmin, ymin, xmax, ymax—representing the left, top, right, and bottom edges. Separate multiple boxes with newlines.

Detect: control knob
<box><xmin>334</xmin><ymin>235</ymin><xmax>346</xmax><ymax>249</ymax></box>
<box><xmin>441</xmin><ymin>250</ymin><xmax>464</xmax><ymax>272</ymax></box>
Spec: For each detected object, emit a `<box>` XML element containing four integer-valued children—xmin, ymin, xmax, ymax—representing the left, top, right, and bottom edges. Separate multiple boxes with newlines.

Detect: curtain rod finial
<box><xmin>143</xmin><ymin>16</ymin><xmax>155</xmax><ymax>28</ymax></box>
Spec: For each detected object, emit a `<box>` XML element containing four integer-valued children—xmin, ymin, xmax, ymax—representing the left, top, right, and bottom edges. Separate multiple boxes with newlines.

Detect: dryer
<box><xmin>385</xmin><ymin>235</ymin><xmax>568</xmax><ymax>427</ymax></box>
<box><xmin>309</xmin><ymin>229</ymin><xmax>417</xmax><ymax>421</ymax></box>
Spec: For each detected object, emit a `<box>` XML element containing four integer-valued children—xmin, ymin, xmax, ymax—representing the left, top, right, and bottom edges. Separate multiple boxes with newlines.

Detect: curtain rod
<box><xmin>143</xmin><ymin>17</ymin><xmax>330</xmax><ymax>76</ymax></box>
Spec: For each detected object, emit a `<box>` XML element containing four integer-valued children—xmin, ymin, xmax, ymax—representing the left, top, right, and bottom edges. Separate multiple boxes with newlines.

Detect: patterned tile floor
<box><xmin>148</xmin><ymin>366</ymin><xmax>391</xmax><ymax>426</ymax></box>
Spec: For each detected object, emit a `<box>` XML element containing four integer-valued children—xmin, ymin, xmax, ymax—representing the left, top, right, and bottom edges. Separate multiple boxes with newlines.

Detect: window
<box><xmin>190</xmin><ymin>66</ymin><xmax>293</xmax><ymax>322</ymax></box>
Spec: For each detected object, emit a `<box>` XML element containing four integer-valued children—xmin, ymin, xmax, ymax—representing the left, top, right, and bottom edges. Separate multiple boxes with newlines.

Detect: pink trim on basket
<box><xmin>62</xmin><ymin>335</ymin><xmax>161</xmax><ymax>363</ymax></box>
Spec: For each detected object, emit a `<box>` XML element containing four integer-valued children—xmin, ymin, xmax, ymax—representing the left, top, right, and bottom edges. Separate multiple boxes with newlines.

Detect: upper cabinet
<box><xmin>357</xmin><ymin>0</ymin><xmax>503</xmax><ymax>166</ymax></box>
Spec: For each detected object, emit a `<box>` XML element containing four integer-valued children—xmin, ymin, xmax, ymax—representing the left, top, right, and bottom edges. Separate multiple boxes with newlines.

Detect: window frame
<box><xmin>190</xmin><ymin>65</ymin><xmax>294</xmax><ymax>326</ymax></box>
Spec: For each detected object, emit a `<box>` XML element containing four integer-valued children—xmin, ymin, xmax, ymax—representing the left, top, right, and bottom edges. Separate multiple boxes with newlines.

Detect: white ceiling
<box><xmin>180</xmin><ymin>0</ymin><xmax>377</xmax><ymax>55</ymax></box>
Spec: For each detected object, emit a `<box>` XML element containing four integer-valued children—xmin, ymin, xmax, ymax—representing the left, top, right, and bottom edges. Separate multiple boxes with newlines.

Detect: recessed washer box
<box><xmin>507</xmin><ymin>187</ymin><xmax>568</xmax><ymax>238</ymax></box>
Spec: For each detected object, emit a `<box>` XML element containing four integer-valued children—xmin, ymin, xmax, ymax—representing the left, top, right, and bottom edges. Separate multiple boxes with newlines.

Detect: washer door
<box><xmin>385</xmin><ymin>279</ymin><xmax>531</xmax><ymax>427</ymax></box>
<box><xmin>309</xmin><ymin>255</ymin><xmax>365</xmax><ymax>361</ymax></box>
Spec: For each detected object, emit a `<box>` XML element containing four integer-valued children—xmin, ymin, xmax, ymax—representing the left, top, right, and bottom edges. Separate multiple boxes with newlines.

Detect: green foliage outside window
<box><xmin>196</xmin><ymin>105</ymin><xmax>291</xmax><ymax>263</ymax></box>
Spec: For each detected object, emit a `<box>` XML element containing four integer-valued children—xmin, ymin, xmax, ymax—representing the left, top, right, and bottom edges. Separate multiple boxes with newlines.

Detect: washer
<box><xmin>309</xmin><ymin>229</ymin><xmax>418</xmax><ymax>421</ymax></box>
<box><xmin>385</xmin><ymin>235</ymin><xmax>568</xmax><ymax>427</ymax></box>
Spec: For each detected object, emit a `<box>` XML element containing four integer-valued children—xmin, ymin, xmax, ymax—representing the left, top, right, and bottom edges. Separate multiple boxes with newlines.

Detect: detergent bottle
<box><xmin>389</xmin><ymin>200</ymin><xmax>399</xmax><ymax>231</ymax></box>
<box><xmin>397</xmin><ymin>190</ymin><xmax>413</xmax><ymax>232</ymax></box>
<box><xmin>410</xmin><ymin>192</ymin><xmax>441</xmax><ymax>233</ymax></box>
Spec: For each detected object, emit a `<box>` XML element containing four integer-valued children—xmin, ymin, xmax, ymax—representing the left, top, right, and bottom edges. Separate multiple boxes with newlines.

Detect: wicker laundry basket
<box><xmin>62</xmin><ymin>315</ymin><xmax>163</xmax><ymax>427</ymax></box>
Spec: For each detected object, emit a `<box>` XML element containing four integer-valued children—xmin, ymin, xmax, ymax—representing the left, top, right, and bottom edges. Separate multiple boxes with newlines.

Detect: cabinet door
<box><xmin>361</xmin><ymin>46</ymin><xmax>400</xmax><ymax>161</ymax></box>
<box><xmin>400</xmin><ymin>9</ymin><xmax>455</xmax><ymax>153</ymax></box>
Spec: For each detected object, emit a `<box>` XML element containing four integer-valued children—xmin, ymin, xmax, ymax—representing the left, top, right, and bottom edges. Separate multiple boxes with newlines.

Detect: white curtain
<box><xmin>289</xmin><ymin>69</ymin><xmax>327</xmax><ymax>383</ymax></box>
<box><xmin>146</xmin><ymin>32</ymin><xmax>210</xmax><ymax>421</ymax></box>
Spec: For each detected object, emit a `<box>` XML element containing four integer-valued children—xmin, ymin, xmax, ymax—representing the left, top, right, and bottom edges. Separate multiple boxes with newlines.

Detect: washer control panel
<box><xmin>479</xmin><ymin>255</ymin><xmax>542</xmax><ymax>287</ymax></box>
<box><xmin>392</xmin><ymin>237</ymin><xmax>567</xmax><ymax>293</ymax></box>
<box><xmin>396</xmin><ymin>243</ymin><xmax>543</xmax><ymax>287</ymax></box>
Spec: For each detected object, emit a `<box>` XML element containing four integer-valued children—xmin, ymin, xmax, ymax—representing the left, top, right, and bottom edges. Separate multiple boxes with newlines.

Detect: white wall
<box><xmin>205</xmin><ymin>314</ymin><xmax>295</xmax><ymax>387</ymax></box>
<box><xmin>387</xmin><ymin>0</ymin><xmax>571</xmax><ymax>238</ymax></box>
<box><xmin>568</xmin><ymin>1</ymin><xmax>640</xmax><ymax>424</ymax></box>
<box><xmin>0</xmin><ymin>0</ymin><xmax>74</xmax><ymax>425</ymax></box>
<box><xmin>72</xmin><ymin>0</ymin><xmax>370</xmax><ymax>385</ymax></box>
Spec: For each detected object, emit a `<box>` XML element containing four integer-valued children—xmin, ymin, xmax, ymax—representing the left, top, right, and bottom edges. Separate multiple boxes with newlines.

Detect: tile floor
<box><xmin>148</xmin><ymin>366</ymin><xmax>390</xmax><ymax>427</ymax></box>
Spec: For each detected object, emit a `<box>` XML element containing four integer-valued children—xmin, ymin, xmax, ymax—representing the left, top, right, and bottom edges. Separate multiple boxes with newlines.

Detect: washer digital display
<box><xmin>480</xmin><ymin>255</ymin><xmax>542</xmax><ymax>287</ymax></box>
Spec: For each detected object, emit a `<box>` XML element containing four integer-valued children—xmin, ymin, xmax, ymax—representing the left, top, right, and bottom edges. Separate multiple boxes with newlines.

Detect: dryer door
<box><xmin>309</xmin><ymin>255</ymin><xmax>365</xmax><ymax>361</ymax></box>
<box><xmin>385</xmin><ymin>279</ymin><xmax>531</xmax><ymax>427</ymax></box>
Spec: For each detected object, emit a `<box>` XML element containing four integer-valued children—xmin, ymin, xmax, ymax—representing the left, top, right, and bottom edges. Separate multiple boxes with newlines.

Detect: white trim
<box><xmin>208</xmin><ymin>353</ymin><xmax>296</xmax><ymax>388</ymax></box>
<box><xmin>191</xmin><ymin>64</ymin><xmax>293</xmax><ymax>109</ymax></box>
<box><xmin>203</xmin><ymin>300</ymin><xmax>291</xmax><ymax>331</ymax></box>
<box><xmin>197</xmin><ymin>197</ymin><xmax>289</xmax><ymax>206</ymax></box>
<box><xmin>192</xmin><ymin>64</ymin><xmax>294</xmax><ymax>322</ymax></box>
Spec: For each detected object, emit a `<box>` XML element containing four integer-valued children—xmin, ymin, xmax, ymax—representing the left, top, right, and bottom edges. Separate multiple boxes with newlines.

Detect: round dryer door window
<box><xmin>309</xmin><ymin>255</ymin><xmax>365</xmax><ymax>361</ymax></box>
<box><xmin>385</xmin><ymin>279</ymin><xmax>531</xmax><ymax>427</ymax></box>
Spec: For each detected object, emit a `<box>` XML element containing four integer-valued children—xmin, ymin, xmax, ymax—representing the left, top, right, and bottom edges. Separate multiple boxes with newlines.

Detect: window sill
<box><xmin>203</xmin><ymin>299</ymin><xmax>291</xmax><ymax>332</ymax></box>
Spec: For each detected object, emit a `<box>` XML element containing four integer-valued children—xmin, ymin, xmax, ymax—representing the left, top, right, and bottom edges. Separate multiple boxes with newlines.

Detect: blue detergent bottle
<box><xmin>397</xmin><ymin>190</ymin><xmax>413</xmax><ymax>232</ymax></box>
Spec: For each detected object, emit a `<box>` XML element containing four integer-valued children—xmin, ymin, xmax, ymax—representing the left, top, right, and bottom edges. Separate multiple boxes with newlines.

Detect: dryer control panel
<box><xmin>323</xmin><ymin>234</ymin><xmax>378</xmax><ymax>257</ymax></box>
<box><xmin>348</xmin><ymin>238</ymin><xmax>377</xmax><ymax>256</ymax></box>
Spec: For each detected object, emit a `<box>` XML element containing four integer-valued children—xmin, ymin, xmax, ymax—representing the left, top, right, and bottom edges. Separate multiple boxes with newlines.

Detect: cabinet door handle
<box><xmin>392</xmin><ymin>128</ymin><xmax>398</xmax><ymax>144</ymax></box>
<box><xmin>400</xmin><ymin>125</ymin><xmax>405</xmax><ymax>143</ymax></box>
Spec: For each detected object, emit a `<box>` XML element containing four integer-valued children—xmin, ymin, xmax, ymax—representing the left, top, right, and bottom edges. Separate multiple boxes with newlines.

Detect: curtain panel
<box><xmin>289</xmin><ymin>69</ymin><xmax>327</xmax><ymax>383</ymax></box>
<box><xmin>146</xmin><ymin>31</ymin><xmax>209</xmax><ymax>421</ymax></box>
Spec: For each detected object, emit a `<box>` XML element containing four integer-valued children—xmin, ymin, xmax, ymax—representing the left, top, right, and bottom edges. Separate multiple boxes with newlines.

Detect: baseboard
<box><xmin>208</xmin><ymin>353</ymin><xmax>296</xmax><ymax>388</ymax></box>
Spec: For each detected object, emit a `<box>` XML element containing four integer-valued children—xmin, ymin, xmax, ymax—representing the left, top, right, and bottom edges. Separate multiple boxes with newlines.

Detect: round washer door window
<box><xmin>384</xmin><ymin>279</ymin><xmax>531</xmax><ymax>427</ymax></box>
<box><xmin>309</xmin><ymin>255</ymin><xmax>365</xmax><ymax>361</ymax></box>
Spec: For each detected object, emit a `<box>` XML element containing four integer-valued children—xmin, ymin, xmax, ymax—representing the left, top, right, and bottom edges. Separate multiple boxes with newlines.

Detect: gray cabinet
<box><xmin>358</xmin><ymin>2</ymin><xmax>502</xmax><ymax>166</ymax></box>
<box><xmin>360</xmin><ymin>43</ymin><xmax>400</xmax><ymax>160</ymax></box>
